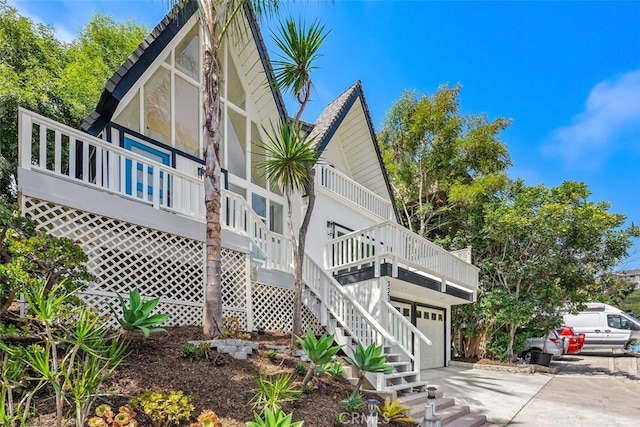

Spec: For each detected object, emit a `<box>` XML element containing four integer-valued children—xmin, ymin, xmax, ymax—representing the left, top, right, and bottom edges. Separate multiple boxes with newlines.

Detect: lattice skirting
<box><xmin>21</xmin><ymin>197</ymin><xmax>324</xmax><ymax>333</ymax></box>
<box><xmin>252</xmin><ymin>282</ymin><xmax>323</xmax><ymax>334</ymax></box>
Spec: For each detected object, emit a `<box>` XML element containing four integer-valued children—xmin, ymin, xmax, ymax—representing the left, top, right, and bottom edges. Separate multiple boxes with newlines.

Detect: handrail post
<box><xmin>18</xmin><ymin>109</ymin><xmax>32</xmax><ymax>171</ymax></box>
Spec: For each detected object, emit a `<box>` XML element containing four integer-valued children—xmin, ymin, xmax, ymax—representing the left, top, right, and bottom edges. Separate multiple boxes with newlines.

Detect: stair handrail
<box><xmin>220</xmin><ymin>189</ymin><xmax>292</xmax><ymax>272</ymax></box>
<box><xmin>382</xmin><ymin>300</ymin><xmax>432</xmax><ymax>371</ymax></box>
<box><xmin>303</xmin><ymin>254</ymin><xmax>398</xmax><ymax>349</ymax></box>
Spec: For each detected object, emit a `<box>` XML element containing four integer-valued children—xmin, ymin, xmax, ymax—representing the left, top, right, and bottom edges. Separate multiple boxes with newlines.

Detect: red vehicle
<box><xmin>556</xmin><ymin>326</ymin><xmax>585</xmax><ymax>354</ymax></box>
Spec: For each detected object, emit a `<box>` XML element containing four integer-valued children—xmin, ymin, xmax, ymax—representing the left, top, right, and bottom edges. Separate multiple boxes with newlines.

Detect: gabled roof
<box><xmin>82</xmin><ymin>0</ymin><xmax>287</xmax><ymax>135</ymax></box>
<box><xmin>309</xmin><ymin>81</ymin><xmax>400</xmax><ymax>222</ymax></box>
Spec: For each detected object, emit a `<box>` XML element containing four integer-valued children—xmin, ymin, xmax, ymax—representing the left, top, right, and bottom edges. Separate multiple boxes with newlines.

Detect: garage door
<box><xmin>416</xmin><ymin>306</ymin><xmax>445</xmax><ymax>369</ymax></box>
<box><xmin>391</xmin><ymin>301</ymin><xmax>446</xmax><ymax>369</ymax></box>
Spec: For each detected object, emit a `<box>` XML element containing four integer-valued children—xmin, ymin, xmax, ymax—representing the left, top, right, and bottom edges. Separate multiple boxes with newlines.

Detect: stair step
<box><xmin>442</xmin><ymin>413</ymin><xmax>487</xmax><ymax>427</ymax></box>
<box><xmin>387</xmin><ymin>364</ymin><xmax>413</xmax><ymax>374</ymax></box>
<box><xmin>398</xmin><ymin>391</ymin><xmax>445</xmax><ymax>407</ymax></box>
<box><xmin>406</xmin><ymin>397</ymin><xmax>454</xmax><ymax>417</ymax></box>
<box><xmin>435</xmin><ymin>405</ymin><xmax>471</xmax><ymax>425</ymax></box>
<box><xmin>385</xmin><ymin>370</ymin><xmax>420</xmax><ymax>380</ymax></box>
<box><xmin>384</xmin><ymin>381</ymin><xmax>427</xmax><ymax>394</ymax></box>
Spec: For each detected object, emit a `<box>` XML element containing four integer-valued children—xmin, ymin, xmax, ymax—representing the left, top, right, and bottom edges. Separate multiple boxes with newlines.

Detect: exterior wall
<box><xmin>304</xmin><ymin>189</ymin><xmax>383</xmax><ymax>266</ymax></box>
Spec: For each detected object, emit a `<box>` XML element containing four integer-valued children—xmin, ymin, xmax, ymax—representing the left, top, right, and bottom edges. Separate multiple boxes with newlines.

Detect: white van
<box><xmin>562</xmin><ymin>303</ymin><xmax>640</xmax><ymax>350</ymax></box>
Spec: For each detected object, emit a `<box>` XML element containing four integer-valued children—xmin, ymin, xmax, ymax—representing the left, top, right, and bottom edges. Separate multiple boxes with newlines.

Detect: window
<box><xmin>175</xmin><ymin>76</ymin><xmax>199</xmax><ymax>156</ymax></box>
<box><xmin>175</xmin><ymin>26</ymin><xmax>200</xmax><ymax>81</ymax></box>
<box><xmin>144</xmin><ymin>67</ymin><xmax>171</xmax><ymax>143</ymax></box>
<box><xmin>269</xmin><ymin>201</ymin><xmax>283</xmax><ymax>234</ymax></box>
<box><xmin>252</xmin><ymin>193</ymin><xmax>267</xmax><ymax>221</ymax></box>
<box><xmin>608</xmin><ymin>315</ymin><xmax>623</xmax><ymax>329</ymax></box>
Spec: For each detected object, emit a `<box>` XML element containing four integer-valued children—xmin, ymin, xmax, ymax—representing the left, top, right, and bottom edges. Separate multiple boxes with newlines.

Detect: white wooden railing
<box><xmin>383</xmin><ymin>300</ymin><xmax>432</xmax><ymax>367</ymax></box>
<box><xmin>317</xmin><ymin>165</ymin><xmax>394</xmax><ymax>220</ymax></box>
<box><xmin>324</xmin><ymin>221</ymin><xmax>479</xmax><ymax>292</ymax></box>
<box><xmin>19</xmin><ymin>108</ymin><xmax>206</xmax><ymax>220</ymax></box>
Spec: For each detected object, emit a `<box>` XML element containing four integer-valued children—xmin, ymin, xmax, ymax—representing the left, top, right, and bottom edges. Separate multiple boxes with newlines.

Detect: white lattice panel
<box><xmin>22</xmin><ymin>197</ymin><xmax>320</xmax><ymax>333</ymax></box>
<box><xmin>251</xmin><ymin>282</ymin><xmax>322</xmax><ymax>333</ymax></box>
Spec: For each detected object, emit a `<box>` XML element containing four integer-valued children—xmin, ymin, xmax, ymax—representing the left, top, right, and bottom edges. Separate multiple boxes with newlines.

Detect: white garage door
<box><xmin>391</xmin><ymin>301</ymin><xmax>446</xmax><ymax>369</ymax></box>
<box><xmin>416</xmin><ymin>306</ymin><xmax>445</xmax><ymax>369</ymax></box>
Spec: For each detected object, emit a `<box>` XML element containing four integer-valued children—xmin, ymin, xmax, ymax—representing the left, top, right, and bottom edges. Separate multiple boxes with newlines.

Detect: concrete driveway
<box><xmin>421</xmin><ymin>351</ymin><xmax>640</xmax><ymax>426</ymax></box>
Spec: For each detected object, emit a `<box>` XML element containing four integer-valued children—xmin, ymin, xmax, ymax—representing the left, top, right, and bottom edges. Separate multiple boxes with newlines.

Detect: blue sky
<box><xmin>11</xmin><ymin>0</ymin><xmax>640</xmax><ymax>269</ymax></box>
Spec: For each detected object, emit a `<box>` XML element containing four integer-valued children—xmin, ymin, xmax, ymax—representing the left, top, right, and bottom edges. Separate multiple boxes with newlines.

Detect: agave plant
<box><xmin>247</xmin><ymin>407</ymin><xmax>303</xmax><ymax>427</ymax></box>
<box><xmin>296</xmin><ymin>331</ymin><xmax>342</xmax><ymax>387</ymax></box>
<box><xmin>110</xmin><ymin>289</ymin><xmax>169</xmax><ymax>337</ymax></box>
<box><xmin>342</xmin><ymin>343</ymin><xmax>393</xmax><ymax>392</ymax></box>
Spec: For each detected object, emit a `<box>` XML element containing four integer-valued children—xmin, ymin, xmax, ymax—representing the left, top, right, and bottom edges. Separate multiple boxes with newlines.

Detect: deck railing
<box><xmin>19</xmin><ymin>108</ymin><xmax>206</xmax><ymax>220</ymax></box>
<box><xmin>324</xmin><ymin>221</ymin><xmax>479</xmax><ymax>291</ymax></box>
<box><xmin>317</xmin><ymin>165</ymin><xmax>394</xmax><ymax>220</ymax></box>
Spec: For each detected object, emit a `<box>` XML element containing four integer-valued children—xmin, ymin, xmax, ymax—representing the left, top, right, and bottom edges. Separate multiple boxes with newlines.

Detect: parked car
<box><xmin>556</xmin><ymin>325</ymin><xmax>585</xmax><ymax>354</ymax></box>
<box><xmin>562</xmin><ymin>303</ymin><xmax>640</xmax><ymax>350</ymax></box>
<box><xmin>518</xmin><ymin>330</ymin><xmax>566</xmax><ymax>363</ymax></box>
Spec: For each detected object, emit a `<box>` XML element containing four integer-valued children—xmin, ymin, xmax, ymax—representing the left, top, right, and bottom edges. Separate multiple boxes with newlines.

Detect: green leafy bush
<box><xmin>267</xmin><ymin>349</ymin><xmax>279</xmax><ymax>363</ymax></box>
<box><xmin>130</xmin><ymin>390</ymin><xmax>194</xmax><ymax>427</ymax></box>
<box><xmin>294</xmin><ymin>362</ymin><xmax>307</xmax><ymax>376</ymax></box>
<box><xmin>111</xmin><ymin>289</ymin><xmax>169</xmax><ymax>337</ymax></box>
<box><xmin>247</xmin><ymin>407</ymin><xmax>303</xmax><ymax>427</ymax></box>
<box><xmin>222</xmin><ymin>316</ymin><xmax>251</xmax><ymax>339</ymax></box>
<box><xmin>3</xmin><ymin>281</ymin><xmax>127</xmax><ymax>427</ymax></box>
<box><xmin>250</xmin><ymin>373</ymin><xmax>300</xmax><ymax>413</ymax></box>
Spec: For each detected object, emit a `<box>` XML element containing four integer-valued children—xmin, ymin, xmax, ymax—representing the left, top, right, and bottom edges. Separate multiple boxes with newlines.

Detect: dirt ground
<box><xmin>27</xmin><ymin>326</ymin><xmax>402</xmax><ymax>426</ymax></box>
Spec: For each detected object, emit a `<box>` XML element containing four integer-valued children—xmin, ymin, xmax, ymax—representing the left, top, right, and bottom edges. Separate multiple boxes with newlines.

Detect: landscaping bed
<box><xmin>23</xmin><ymin>326</ymin><xmax>404</xmax><ymax>426</ymax></box>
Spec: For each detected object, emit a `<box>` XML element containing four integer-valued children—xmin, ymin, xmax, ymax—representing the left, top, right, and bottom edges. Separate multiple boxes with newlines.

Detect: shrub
<box><xmin>377</xmin><ymin>397</ymin><xmax>414</xmax><ymax>423</ymax></box>
<box><xmin>12</xmin><ymin>281</ymin><xmax>127</xmax><ymax>427</ymax></box>
<box><xmin>294</xmin><ymin>362</ymin><xmax>307</xmax><ymax>376</ymax></box>
<box><xmin>181</xmin><ymin>343</ymin><xmax>199</xmax><ymax>362</ymax></box>
<box><xmin>111</xmin><ymin>289</ymin><xmax>169</xmax><ymax>338</ymax></box>
<box><xmin>247</xmin><ymin>407</ymin><xmax>303</xmax><ymax>427</ymax></box>
<box><xmin>130</xmin><ymin>390</ymin><xmax>194</xmax><ymax>427</ymax></box>
<box><xmin>341</xmin><ymin>390</ymin><xmax>364</xmax><ymax>413</ymax></box>
<box><xmin>88</xmin><ymin>404</ymin><xmax>138</xmax><ymax>427</ymax></box>
<box><xmin>267</xmin><ymin>349</ymin><xmax>279</xmax><ymax>363</ymax></box>
<box><xmin>222</xmin><ymin>316</ymin><xmax>251</xmax><ymax>339</ymax></box>
<box><xmin>296</xmin><ymin>331</ymin><xmax>342</xmax><ymax>387</ymax></box>
<box><xmin>250</xmin><ymin>373</ymin><xmax>300</xmax><ymax>413</ymax></box>
<box><xmin>190</xmin><ymin>409</ymin><xmax>222</xmax><ymax>427</ymax></box>
<box><xmin>343</xmin><ymin>343</ymin><xmax>393</xmax><ymax>393</ymax></box>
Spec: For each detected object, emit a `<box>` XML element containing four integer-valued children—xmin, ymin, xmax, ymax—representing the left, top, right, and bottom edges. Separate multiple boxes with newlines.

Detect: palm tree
<box><xmin>262</xmin><ymin>17</ymin><xmax>329</xmax><ymax>345</ymax></box>
<box><xmin>168</xmin><ymin>0</ymin><xmax>279</xmax><ymax>337</ymax></box>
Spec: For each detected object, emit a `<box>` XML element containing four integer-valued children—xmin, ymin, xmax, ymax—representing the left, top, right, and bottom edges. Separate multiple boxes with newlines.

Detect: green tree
<box><xmin>469</xmin><ymin>180</ymin><xmax>638</xmax><ymax>359</ymax></box>
<box><xmin>0</xmin><ymin>0</ymin><xmax>67</xmax><ymax>198</ymax></box>
<box><xmin>378</xmin><ymin>85</ymin><xmax>511</xmax><ymax>242</ymax></box>
<box><xmin>262</xmin><ymin>17</ymin><xmax>328</xmax><ymax>344</ymax></box>
<box><xmin>60</xmin><ymin>12</ymin><xmax>148</xmax><ymax>121</ymax></box>
<box><xmin>0</xmin><ymin>1</ymin><xmax>146</xmax><ymax>200</ymax></box>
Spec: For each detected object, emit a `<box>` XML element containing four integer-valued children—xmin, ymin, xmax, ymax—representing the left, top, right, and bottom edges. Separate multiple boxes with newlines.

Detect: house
<box><xmin>617</xmin><ymin>269</ymin><xmax>640</xmax><ymax>290</ymax></box>
<box><xmin>16</xmin><ymin>1</ymin><xmax>478</xmax><ymax>398</ymax></box>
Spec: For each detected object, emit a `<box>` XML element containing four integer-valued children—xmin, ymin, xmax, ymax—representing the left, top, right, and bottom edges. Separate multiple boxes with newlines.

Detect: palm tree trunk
<box><xmin>202</xmin><ymin>32</ymin><xmax>224</xmax><ymax>338</ymax></box>
<box><xmin>292</xmin><ymin>164</ymin><xmax>316</xmax><ymax>340</ymax></box>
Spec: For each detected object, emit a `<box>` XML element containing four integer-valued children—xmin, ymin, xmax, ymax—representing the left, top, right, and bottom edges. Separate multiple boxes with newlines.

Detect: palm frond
<box><xmin>271</xmin><ymin>16</ymin><xmax>330</xmax><ymax>98</ymax></box>
<box><xmin>258</xmin><ymin>121</ymin><xmax>319</xmax><ymax>194</ymax></box>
